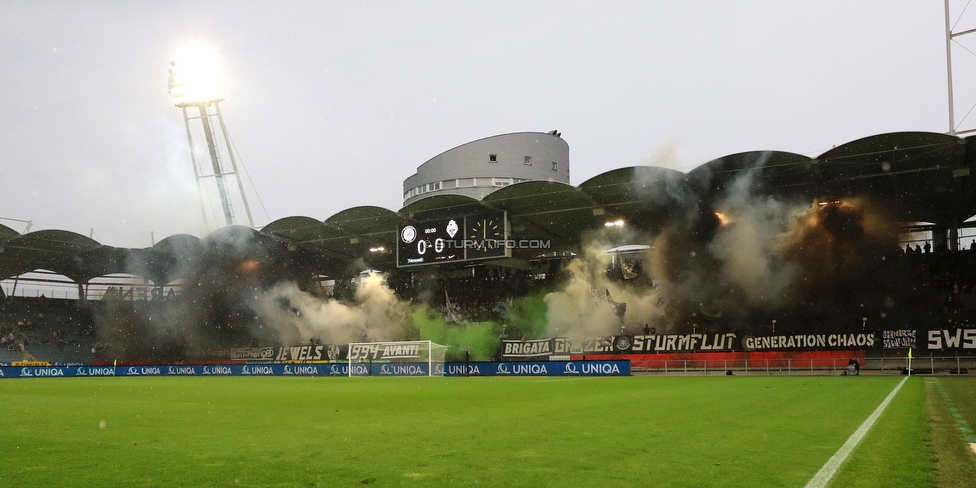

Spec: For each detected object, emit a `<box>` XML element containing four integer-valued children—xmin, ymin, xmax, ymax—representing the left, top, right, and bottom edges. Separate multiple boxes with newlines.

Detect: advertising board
<box><xmin>0</xmin><ymin>360</ymin><xmax>630</xmax><ymax>378</ymax></box>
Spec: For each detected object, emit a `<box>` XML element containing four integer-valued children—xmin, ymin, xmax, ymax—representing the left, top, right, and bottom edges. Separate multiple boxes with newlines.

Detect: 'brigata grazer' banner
<box><xmin>575</xmin><ymin>334</ymin><xmax>737</xmax><ymax>354</ymax></box>
<box><xmin>502</xmin><ymin>334</ymin><xmax>739</xmax><ymax>360</ymax></box>
<box><xmin>501</xmin><ymin>339</ymin><xmax>554</xmax><ymax>358</ymax></box>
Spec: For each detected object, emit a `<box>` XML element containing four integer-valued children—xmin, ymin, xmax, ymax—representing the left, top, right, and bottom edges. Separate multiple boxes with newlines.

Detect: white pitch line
<box><xmin>804</xmin><ymin>376</ymin><xmax>909</xmax><ymax>488</ymax></box>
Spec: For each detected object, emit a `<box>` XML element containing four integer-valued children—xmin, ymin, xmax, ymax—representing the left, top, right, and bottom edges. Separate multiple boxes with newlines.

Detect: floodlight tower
<box><xmin>167</xmin><ymin>57</ymin><xmax>253</xmax><ymax>228</ymax></box>
<box><xmin>945</xmin><ymin>1</ymin><xmax>976</xmax><ymax>136</ymax></box>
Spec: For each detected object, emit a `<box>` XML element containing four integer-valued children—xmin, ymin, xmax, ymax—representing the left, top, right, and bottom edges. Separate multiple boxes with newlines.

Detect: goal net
<box><xmin>347</xmin><ymin>340</ymin><xmax>448</xmax><ymax>377</ymax></box>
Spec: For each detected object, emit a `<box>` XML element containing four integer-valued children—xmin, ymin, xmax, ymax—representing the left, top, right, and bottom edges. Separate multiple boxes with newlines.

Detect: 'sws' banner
<box><xmin>926</xmin><ymin>328</ymin><xmax>976</xmax><ymax>350</ymax></box>
<box><xmin>0</xmin><ymin>361</ymin><xmax>630</xmax><ymax>378</ymax></box>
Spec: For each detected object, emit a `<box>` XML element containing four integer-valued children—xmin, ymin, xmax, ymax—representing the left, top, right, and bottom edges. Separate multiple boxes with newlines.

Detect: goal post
<box><xmin>347</xmin><ymin>340</ymin><xmax>449</xmax><ymax>377</ymax></box>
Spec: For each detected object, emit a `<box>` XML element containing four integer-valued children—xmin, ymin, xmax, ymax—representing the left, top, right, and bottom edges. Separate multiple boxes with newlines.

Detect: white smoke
<box><xmin>707</xmin><ymin>173</ymin><xmax>805</xmax><ymax>307</ymax></box>
<box><xmin>252</xmin><ymin>273</ymin><xmax>409</xmax><ymax>345</ymax></box>
<box><xmin>543</xmin><ymin>168</ymin><xmax>820</xmax><ymax>337</ymax></box>
<box><xmin>544</xmin><ymin>231</ymin><xmax>666</xmax><ymax>338</ymax></box>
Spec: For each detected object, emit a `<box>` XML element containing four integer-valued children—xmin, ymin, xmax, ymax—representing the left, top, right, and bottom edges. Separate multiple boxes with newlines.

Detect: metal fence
<box><xmin>630</xmin><ymin>356</ymin><xmax>976</xmax><ymax>375</ymax></box>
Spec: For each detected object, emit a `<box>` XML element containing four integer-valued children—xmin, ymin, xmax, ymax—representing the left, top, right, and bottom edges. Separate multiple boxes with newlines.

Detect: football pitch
<box><xmin>1</xmin><ymin>375</ymin><xmax>973</xmax><ymax>487</ymax></box>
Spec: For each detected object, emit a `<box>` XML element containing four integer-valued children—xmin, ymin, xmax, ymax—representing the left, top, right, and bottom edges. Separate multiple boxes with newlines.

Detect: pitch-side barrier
<box><xmin>0</xmin><ymin>360</ymin><xmax>630</xmax><ymax>378</ymax></box>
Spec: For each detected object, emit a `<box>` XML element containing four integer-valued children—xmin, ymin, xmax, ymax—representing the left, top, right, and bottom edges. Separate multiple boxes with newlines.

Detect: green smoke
<box><xmin>408</xmin><ymin>293</ymin><xmax>552</xmax><ymax>360</ymax></box>
<box><xmin>413</xmin><ymin>306</ymin><xmax>501</xmax><ymax>361</ymax></box>
<box><xmin>502</xmin><ymin>293</ymin><xmax>549</xmax><ymax>340</ymax></box>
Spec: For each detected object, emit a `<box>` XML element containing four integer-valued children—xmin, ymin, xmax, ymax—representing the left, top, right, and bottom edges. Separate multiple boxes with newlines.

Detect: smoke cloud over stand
<box><xmin>253</xmin><ymin>274</ymin><xmax>408</xmax><ymax>346</ymax></box>
<box><xmin>538</xmin><ymin>166</ymin><xmax>915</xmax><ymax>339</ymax></box>
<box><xmin>90</xmin><ymin>167</ymin><xmax>934</xmax><ymax>362</ymax></box>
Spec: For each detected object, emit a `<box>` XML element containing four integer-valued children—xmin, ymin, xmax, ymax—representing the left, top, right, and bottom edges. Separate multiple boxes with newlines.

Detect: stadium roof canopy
<box><xmin>2</xmin><ymin>131</ymin><xmax>975</xmax><ymax>289</ymax></box>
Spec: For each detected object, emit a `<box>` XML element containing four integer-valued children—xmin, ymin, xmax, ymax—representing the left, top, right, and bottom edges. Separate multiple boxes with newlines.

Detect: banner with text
<box><xmin>0</xmin><ymin>361</ymin><xmax>630</xmax><ymax>378</ymax></box>
<box><xmin>741</xmin><ymin>333</ymin><xmax>876</xmax><ymax>351</ymax></box>
<box><xmin>443</xmin><ymin>360</ymin><xmax>630</xmax><ymax>376</ymax></box>
<box><xmin>925</xmin><ymin>328</ymin><xmax>976</xmax><ymax>350</ymax></box>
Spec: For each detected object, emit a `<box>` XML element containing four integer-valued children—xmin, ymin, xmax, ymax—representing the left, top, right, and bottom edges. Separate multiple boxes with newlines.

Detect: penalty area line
<box><xmin>804</xmin><ymin>376</ymin><xmax>909</xmax><ymax>488</ymax></box>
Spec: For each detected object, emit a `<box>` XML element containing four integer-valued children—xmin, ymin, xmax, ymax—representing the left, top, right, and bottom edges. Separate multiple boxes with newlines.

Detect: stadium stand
<box><xmin>1</xmin><ymin>131</ymin><xmax>975</xmax><ymax>365</ymax></box>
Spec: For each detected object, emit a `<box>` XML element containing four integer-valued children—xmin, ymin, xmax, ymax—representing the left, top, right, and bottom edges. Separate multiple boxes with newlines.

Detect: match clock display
<box><xmin>466</xmin><ymin>213</ymin><xmax>507</xmax><ymax>259</ymax></box>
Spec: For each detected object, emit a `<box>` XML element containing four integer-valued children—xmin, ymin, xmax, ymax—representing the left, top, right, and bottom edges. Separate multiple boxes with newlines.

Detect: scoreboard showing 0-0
<box><xmin>397</xmin><ymin>216</ymin><xmax>464</xmax><ymax>266</ymax></box>
<box><xmin>397</xmin><ymin>211</ymin><xmax>509</xmax><ymax>267</ymax></box>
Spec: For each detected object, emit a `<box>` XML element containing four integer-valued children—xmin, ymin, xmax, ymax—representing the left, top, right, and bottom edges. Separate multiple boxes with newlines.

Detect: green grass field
<box><xmin>1</xmin><ymin>375</ymin><xmax>973</xmax><ymax>487</ymax></box>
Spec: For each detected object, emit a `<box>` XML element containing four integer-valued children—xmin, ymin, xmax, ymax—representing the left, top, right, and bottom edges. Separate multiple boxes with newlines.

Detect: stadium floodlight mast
<box><xmin>945</xmin><ymin>1</ymin><xmax>976</xmax><ymax>135</ymax></box>
<box><xmin>167</xmin><ymin>44</ymin><xmax>253</xmax><ymax>228</ymax></box>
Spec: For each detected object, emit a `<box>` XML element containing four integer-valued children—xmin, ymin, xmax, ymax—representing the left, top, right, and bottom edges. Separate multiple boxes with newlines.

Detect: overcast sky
<box><xmin>2</xmin><ymin>1</ymin><xmax>974</xmax><ymax>248</ymax></box>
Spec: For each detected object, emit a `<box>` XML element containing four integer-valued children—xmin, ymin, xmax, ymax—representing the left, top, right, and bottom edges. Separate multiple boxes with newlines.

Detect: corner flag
<box><xmin>907</xmin><ymin>348</ymin><xmax>913</xmax><ymax>378</ymax></box>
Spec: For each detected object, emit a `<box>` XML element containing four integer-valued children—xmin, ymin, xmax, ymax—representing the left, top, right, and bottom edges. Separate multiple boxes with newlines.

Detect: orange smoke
<box><xmin>780</xmin><ymin>198</ymin><xmax>898</xmax><ymax>287</ymax></box>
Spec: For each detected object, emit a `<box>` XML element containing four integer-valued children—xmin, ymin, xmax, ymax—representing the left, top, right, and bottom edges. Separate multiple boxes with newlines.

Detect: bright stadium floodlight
<box><xmin>167</xmin><ymin>43</ymin><xmax>224</xmax><ymax>107</ymax></box>
<box><xmin>168</xmin><ymin>42</ymin><xmax>254</xmax><ymax>229</ymax></box>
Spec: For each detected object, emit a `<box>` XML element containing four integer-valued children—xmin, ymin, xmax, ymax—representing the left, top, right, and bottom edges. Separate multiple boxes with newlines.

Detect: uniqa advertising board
<box><xmin>0</xmin><ymin>361</ymin><xmax>630</xmax><ymax>378</ymax></box>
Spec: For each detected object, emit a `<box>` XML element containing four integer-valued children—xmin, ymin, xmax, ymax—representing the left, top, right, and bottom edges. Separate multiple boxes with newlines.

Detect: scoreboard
<box><xmin>397</xmin><ymin>211</ymin><xmax>509</xmax><ymax>267</ymax></box>
<box><xmin>397</xmin><ymin>217</ymin><xmax>464</xmax><ymax>266</ymax></box>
